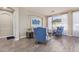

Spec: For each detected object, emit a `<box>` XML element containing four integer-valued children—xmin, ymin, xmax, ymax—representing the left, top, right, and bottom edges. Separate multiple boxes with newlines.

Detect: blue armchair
<box><xmin>34</xmin><ymin>27</ymin><xmax>47</xmax><ymax>43</ymax></box>
<box><xmin>53</xmin><ymin>27</ymin><xmax>64</xmax><ymax>36</ymax></box>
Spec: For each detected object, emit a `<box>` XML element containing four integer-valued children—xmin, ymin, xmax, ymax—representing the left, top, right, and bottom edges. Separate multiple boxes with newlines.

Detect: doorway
<box><xmin>0</xmin><ymin>11</ymin><xmax>13</xmax><ymax>38</ymax></box>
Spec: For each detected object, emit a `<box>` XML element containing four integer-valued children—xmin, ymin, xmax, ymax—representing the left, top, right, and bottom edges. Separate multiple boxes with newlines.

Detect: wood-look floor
<box><xmin>0</xmin><ymin>36</ymin><xmax>79</xmax><ymax>52</ymax></box>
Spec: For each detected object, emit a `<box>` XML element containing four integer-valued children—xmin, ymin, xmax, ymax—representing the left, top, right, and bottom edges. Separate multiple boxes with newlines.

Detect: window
<box><xmin>52</xmin><ymin>14</ymin><xmax>68</xmax><ymax>35</ymax></box>
<box><xmin>73</xmin><ymin>11</ymin><xmax>79</xmax><ymax>37</ymax></box>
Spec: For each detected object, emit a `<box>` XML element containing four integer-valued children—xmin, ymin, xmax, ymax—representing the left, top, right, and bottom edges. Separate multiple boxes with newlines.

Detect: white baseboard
<box><xmin>0</xmin><ymin>35</ymin><xmax>14</xmax><ymax>39</ymax></box>
<box><xmin>20</xmin><ymin>36</ymin><xmax>26</xmax><ymax>39</ymax></box>
<box><xmin>68</xmin><ymin>35</ymin><xmax>73</xmax><ymax>37</ymax></box>
<box><xmin>64</xmin><ymin>34</ymin><xmax>79</xmax><ymax>38</ymax></box>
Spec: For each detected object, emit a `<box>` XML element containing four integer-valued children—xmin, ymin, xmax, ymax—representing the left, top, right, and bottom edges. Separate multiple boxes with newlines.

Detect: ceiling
<box><xmin>0</xmin><ymin>7</ymin><xmax>14</xmax><ymax>13</ymax></box>
<box><xmin>24</xmin><ymin>7</ymin><xmax>79</xmax><ymax>16</ymax></box>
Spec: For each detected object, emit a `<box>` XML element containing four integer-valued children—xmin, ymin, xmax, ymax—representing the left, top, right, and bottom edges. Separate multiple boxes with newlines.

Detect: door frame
<box><xmin>0</xmin><ymin>10</ymin><xmax>14</xmax><ymax>38</ymax></box>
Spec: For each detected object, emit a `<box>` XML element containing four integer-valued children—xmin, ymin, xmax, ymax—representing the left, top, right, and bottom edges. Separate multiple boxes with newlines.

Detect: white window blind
<box><xmin>73</xmin><ymin>11</ymin><xmax>79</xmax><ymax>37</ymax></box>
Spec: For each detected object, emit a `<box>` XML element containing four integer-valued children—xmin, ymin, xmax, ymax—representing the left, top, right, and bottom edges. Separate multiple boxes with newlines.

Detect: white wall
<box><xmin>43</xmin><ymin>16</ymin><xmax>47</xmax><ymax>28</ymax></box>
<box><xmin>13</xmin><ymin>7</ymin><xmax>20</xmax><ymax>40</ymax></box>
<box><xmin>0</xmin><ymin>11</ymin><xmax>13</xmax><ymax>38</ymax></box>
<box><xmin>19</xmin><ymin>8</ymin><xmax>45</xmax><ymax>39</ymax></box>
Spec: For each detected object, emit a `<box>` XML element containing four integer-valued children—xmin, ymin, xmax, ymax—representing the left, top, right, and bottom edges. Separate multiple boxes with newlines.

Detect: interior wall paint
<box><xmin>43</xmin><ymin>16</ymin><xmax>47</xmax><ymax>28</ymax></box>
<box><xmin>13</xmin><ymin>7</ymin><xmax>20</xmax><ymax>40</ymax></box>
<box><xmin>19</xmin><ymin>8</ymin><xmax>46</xmax><ymax>39</ymax></box>
<box><xmin>68</xmin><ymin>12</ymin><xmax>73</xmax><ymax>36</ymax></box>
<box><xmin>18</xmin><ymin>8</ymin><xmax>78</xmax><ymax>39</ymax></box>
<box><xmin>19</xmin><ymin>8</ymin><xmax>30</xmax><ymax>38</ymax></box>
